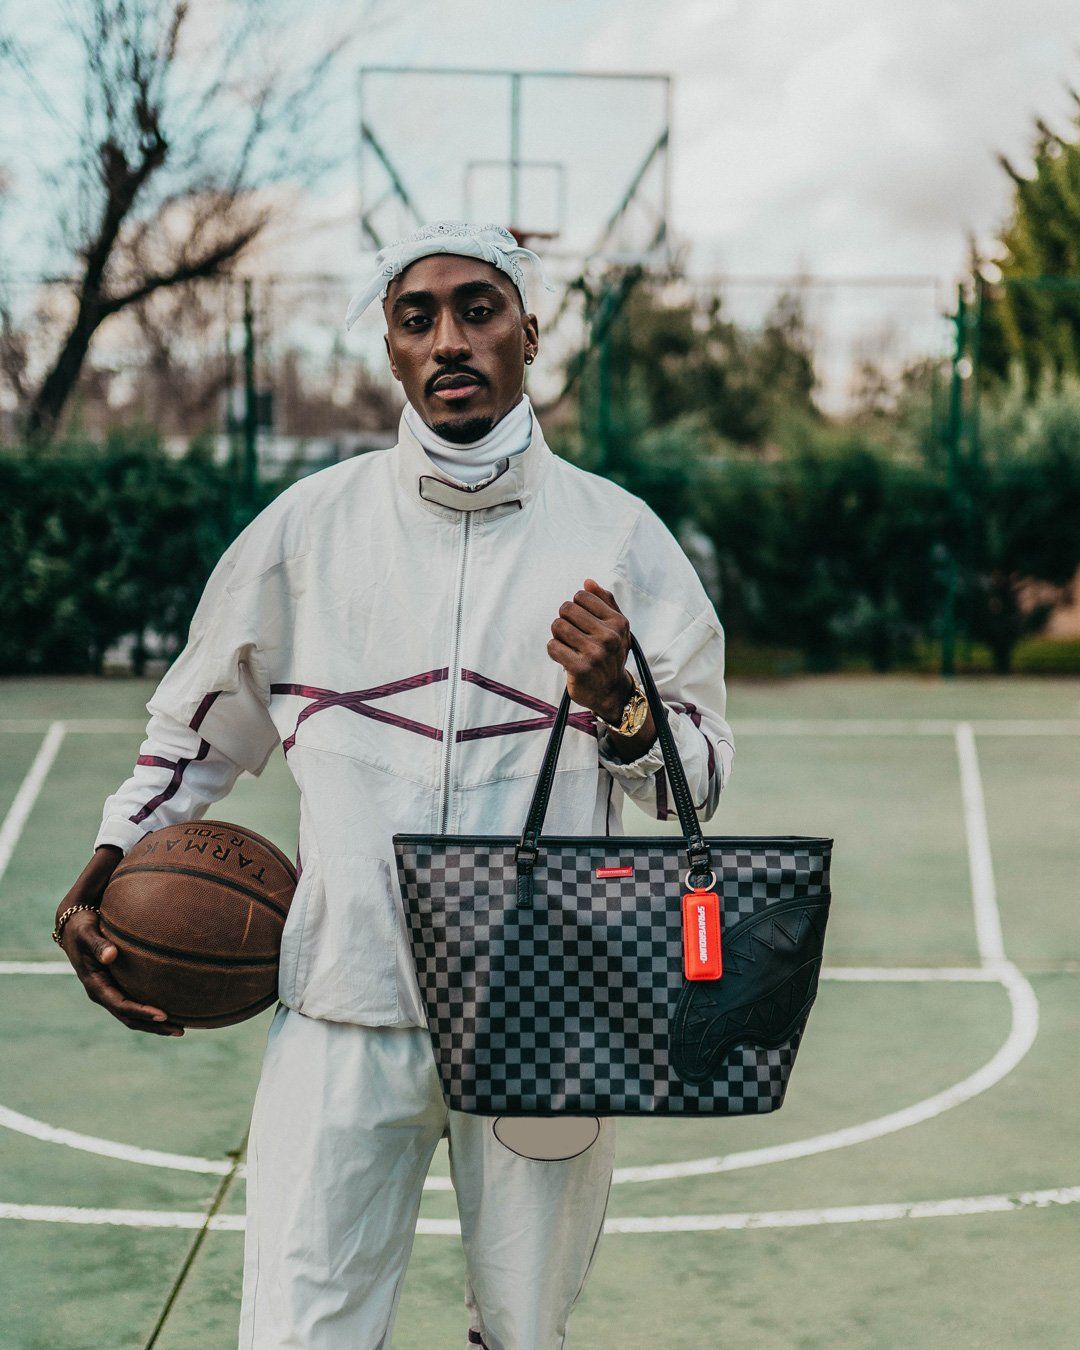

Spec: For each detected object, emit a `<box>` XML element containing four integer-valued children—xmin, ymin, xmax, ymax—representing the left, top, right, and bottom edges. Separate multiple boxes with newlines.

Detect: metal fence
<box><xmin>1</xmin><ymin>267</ymin><xmax>952</xmax><ymax>464</ymax></box>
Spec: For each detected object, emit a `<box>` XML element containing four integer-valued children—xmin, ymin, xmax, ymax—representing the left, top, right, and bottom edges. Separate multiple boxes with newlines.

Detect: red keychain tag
<box><xmin>682</xmin><ymin>889</ymin><xmax>723</xmax><ymax>980</ymax></box>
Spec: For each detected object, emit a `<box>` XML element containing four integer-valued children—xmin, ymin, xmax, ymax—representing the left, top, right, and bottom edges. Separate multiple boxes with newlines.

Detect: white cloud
<box><xmin>7</xmin><ymin>0</ymin><xmax>1078</xmax><ymax>285</ymax></box>
<box><xmin>572</xmin><ymin>0</ymin><xmax>1080</xmax><ymax>280</ymax></box>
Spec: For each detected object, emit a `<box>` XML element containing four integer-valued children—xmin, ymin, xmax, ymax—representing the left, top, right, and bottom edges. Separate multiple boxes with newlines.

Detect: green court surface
<box><xmin>1</xmin><ymin>674</ymin><xmax>1078</xmax><ymax>1348</ymax></box>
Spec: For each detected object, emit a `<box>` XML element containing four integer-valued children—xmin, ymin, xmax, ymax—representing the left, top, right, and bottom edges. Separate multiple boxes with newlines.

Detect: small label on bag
<box><xmin>682</xmin><ymin>890</ymin><xmax>722</xmax><ymax>980</ymax></box>
<box><xmin>596</xmin><ymin>866</ymin><xmax>634</xmax><ymax>878</ymax></box>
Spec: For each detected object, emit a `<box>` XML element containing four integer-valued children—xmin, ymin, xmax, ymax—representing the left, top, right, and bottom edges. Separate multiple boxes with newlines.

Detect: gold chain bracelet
<box><xmin>52</xmin><ymin>902</ymin><xmax>99</xmax><ymax>946</ymax></box>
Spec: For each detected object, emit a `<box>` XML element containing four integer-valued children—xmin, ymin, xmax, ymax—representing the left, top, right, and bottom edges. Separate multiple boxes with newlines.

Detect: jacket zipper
<box><xmin>439</xmin><ymin>512</ymin><xmax>472</xmax><ymax>832</ymax></box>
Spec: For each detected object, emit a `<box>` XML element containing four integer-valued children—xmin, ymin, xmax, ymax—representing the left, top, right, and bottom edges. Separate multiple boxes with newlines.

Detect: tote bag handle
<box><xmin>513</xmin><ymin>631</ymin><xmax>714</xmax><ymax>907</ymax></box>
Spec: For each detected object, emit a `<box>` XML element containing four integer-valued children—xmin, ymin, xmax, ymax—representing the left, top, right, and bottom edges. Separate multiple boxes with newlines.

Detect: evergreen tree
<box><xmin>573</xmin><ymin>274</ymin><xmax>820</xmax><ymax>472</ymax></box>
<box><xmin>980</xmin><ymin>92</ymin><xmax>1080</xmax><ymax>390</ymax></box>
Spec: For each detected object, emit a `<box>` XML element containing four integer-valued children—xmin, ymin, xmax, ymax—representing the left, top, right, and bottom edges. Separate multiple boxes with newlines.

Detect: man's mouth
<box><xmin>431</xmin><ymin>373</ymin><xmax>483</xmax><ymax>402</ymax></box>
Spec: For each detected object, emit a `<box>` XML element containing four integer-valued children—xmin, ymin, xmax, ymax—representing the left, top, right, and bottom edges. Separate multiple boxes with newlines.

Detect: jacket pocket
<box><xmin>279</xmin><ymin>847</ymin><xmax>400</xmax><ymax>1024</ymax></box>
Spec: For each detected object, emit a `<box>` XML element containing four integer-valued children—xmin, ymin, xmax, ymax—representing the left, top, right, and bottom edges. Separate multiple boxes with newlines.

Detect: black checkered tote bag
<box><xmin>394</xmin><ymin>632</ymin><xmax>832</xmax><ymax>1117</ymax></box>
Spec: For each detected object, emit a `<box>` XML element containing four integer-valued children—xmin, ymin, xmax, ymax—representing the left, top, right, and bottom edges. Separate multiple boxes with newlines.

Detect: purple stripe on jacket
<box><xmin>129</xmin><ymin>738</ymin><xmax>212</xmax><ymax>825</ymax></box>
<box><xmin>136</xmin><ymin>754</ymin><xmax>176</xmax><ymax>770</ymax></box>
<box><xmin>128</xmin><ymin>691</ymin><xmax>223</xmax><ymax>826</ymax></box>
<box><xmin>190</xmin><ymin>689</ymin><xmax>222</xmax><ymax>731</ymax></box>
<box><xmin>669</xmin><ymin>698</ymin><xmax>718</xmax><ymax>811</ymax></box>
<box><xmin>275</xmin><ymin>667</ymin><xmax>597</xmax><ymax>754</ymax></box>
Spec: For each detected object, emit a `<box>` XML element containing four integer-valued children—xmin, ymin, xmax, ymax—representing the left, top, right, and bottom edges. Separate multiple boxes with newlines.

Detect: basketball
<box><xmin>98</xmin><ymin>820</ymin><xmax>297</xmax><ymax>1029</ymax></box>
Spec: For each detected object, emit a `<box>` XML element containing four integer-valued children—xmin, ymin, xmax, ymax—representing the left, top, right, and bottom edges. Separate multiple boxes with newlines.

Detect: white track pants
<box><xmin>239</xmin><ymin>1004</ymin><xmax>616</xmax><ymax>1349</ymax></box>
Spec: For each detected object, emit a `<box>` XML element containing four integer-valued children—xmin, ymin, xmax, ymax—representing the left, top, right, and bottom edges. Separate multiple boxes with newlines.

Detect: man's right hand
<box><xmin>56</xmin><ymin>846</ymin><xmax>185</xmax><ymax>1037</ymax></box>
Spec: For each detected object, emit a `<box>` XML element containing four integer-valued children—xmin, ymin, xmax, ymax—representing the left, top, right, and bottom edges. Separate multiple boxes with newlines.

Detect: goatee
<box><xmin>430</xmin><ymin>415</ymin><xmax>495</xmax><ymax>445</ymax></box>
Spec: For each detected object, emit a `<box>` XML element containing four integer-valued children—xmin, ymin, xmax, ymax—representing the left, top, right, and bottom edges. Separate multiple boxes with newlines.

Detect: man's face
<box><xmin>383</xmin><ymin>255</ymin><xmax>540</xmax><ymax>444</ymax></box>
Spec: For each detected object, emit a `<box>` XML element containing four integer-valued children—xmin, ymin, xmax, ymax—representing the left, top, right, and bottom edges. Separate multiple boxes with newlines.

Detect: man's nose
<box><xmin>430</xmin><ymin>310</ymin><xmax>471</xmax><ymax>362</ymax></box>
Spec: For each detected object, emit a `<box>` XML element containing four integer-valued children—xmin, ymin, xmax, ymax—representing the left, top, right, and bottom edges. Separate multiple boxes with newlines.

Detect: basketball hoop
<box><xmin>507</xmin><ymin>227</ymin><xmax>559</xmax><ymax>249</ymax></box>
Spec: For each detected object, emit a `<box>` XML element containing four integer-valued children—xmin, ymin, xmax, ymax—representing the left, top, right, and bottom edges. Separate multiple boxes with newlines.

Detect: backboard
<box><xmin>353</xmin><ymin>66</ymin><xmax>673</xmax><ymax>403</ymax></box>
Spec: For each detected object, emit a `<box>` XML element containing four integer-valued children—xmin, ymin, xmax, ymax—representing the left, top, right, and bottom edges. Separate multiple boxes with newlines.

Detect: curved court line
<box><xmin>615</xmin><ymin>721</ymin><xmax>1037</xmax><ymax>1186</ymax></box>
<box><xmin>0</xmin><ymin>1104</ymin><xmax>233</xmax><ymax>1176</ymax></box>
<box><xmin>3</xmin><ymin>1182</ymin><xmax>1078</xmax><ymax>1235</ymax></box>
<box><xmin>0</xmin><ymin>718</ymin><xmax>1037</xmax><ymax>1187</ymax></box>
<box><xmin>0</xmin><ymin>964</ymin><xmax>1037</xmax><ymax>1190</ymax></box>
<box><xmin>612</xmin><ymin>960</ymin><xmax>1037</xmax><ymax>1185</ymax></box>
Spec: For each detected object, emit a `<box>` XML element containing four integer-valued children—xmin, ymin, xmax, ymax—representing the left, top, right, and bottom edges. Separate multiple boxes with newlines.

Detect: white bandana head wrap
<box><xmin>344</xmin><ymin>220</ymin><xmax>554</xmax><ymax>331</ymax></box>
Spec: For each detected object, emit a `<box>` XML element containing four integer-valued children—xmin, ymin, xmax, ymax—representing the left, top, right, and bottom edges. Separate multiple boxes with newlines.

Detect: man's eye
<box><xmin>465</xmin><ymin>306</ymin><xmax>493</xmax><ymax>319</ymax></box>
<box><xmin>402</xmin><ymin>314</ymin><xmax>430</xmax><ymax>328</ymax></box>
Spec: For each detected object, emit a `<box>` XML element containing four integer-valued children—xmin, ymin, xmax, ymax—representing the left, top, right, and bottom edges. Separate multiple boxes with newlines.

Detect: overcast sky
<box><xmin>349</xmin><ymin>0</ymin><xmax>1080</xmax><ymax>281</ymax></box>
<box><xmin>337</xmin><ymin>0</ymin><xmax>1080</xmax><ymax>395</ymax></box>
<box><xmin>4</xmin><ymin>0</ymin><xmax>1080</xmax><ymax>281</ymax></box>
<box><xmin>2</xmin><ymin>1</ymin><xmax>1079</xmax><ymax>401</ymax></box>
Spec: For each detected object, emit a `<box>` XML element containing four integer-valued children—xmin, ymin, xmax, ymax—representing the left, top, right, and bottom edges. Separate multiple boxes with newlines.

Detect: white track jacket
<box><xmin>94</xmin><ymin>408</ymin><xmax>736</xmax><ymax>1028</ymax></box>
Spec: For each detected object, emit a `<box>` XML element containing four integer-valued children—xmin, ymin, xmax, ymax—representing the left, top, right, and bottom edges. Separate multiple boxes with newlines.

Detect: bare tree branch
<box><xmin>104</xmin><ymin>209</ymin><xmax>269</xmax><ymax>311</ymax></box>
<box><xmin>2</xmin><ymin>0</ymin><xmax>357</xmax><ymax>442</ymax></box>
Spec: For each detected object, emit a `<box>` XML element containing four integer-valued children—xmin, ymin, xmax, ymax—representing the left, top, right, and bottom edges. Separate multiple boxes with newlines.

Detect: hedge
<box><xmin>0</xmin><ymin>431</ymin><xmax>278</xmax><ymax>676</ymax></box>
<box><xmin>3</xmin><ymin>422</ymin><xmax>1078</xmax><ymax>677</ymax></box>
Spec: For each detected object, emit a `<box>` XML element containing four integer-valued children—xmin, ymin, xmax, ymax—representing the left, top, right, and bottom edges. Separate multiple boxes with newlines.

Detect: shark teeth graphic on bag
<box><xmin>669</xmin><ymin>901</ymin><xmax>829</xmax><ymax>1086</ymax></box>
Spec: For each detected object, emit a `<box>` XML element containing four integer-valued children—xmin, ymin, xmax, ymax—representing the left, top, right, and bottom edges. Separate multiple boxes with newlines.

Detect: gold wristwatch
<box><xmin>598</xmin><ymin>673</ymin><xmax>649</xmax><ymax>737</ymax></box>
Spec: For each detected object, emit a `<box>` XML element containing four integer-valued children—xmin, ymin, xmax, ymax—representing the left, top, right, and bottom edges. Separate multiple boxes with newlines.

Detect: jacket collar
<box><xmin>392</xmin><ymin>403</ymin><xmax>554</xmax><ymax>518</ymax></box>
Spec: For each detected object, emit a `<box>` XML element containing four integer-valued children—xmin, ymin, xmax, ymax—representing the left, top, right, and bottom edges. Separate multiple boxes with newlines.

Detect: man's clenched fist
<box><xmin>55</xmin><ymin>846</ymin><xmax>185</xmax><ymax>1036</ymax></box>
<box><xmin>547</xmin><ymin>578</ymin><xmax>656</xmax><ymax>761</ymax></box>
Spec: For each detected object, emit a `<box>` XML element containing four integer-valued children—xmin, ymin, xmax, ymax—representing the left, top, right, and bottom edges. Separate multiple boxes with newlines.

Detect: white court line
<box><xmin>955</xmin><ymin>722</ymin><xmax>1007</xmax><ymax>966</ymax></box>
<box><xmin>0</xmin><ymin>722</ymin><xmax>66</xmax><ymax>887</ymax></box>
<box><xmin>615</xmin><ymin>722</ymin><xmax>1040</xmax><ymax>1186</ymax></box>
<box><xmin>0</xmin><ymin>964</ymin><xmax>1032</xmax><ymax>1187</ymax></box>
<box><xmin>0</xmin><ymin>1104</ymin><xmax>233</xmax><ymax>1176</ymax></box>
<box><xmin>3</xmin><ymin>1184</ymin><xmax>1079</xmax><ymax>1234</ymax></box>
<box><xmin>612</xmin><ymin>963</ymin><xmax>1037</xmax><ymax>1185</ymax></box>
<box><xmin>0</xmin><ymin>720</ymin><xmax>147</xmax><ymax>734</ymax></box>
<box><xmin>824</xmin><ymin>966</ymin><xmax>1002</xmax><ymax>982</ymax></box>
<box><xmin>0</xmin><ymin>723</ymin><xmax>234</xmax><ymax>1178</ymax></box>
<box><xmin>0</xmin><ymin>962</ymin><xmax>74</xmax><ymax>975</ymax></box>
<box><xmin>603</xmin><ymin>1186</ymin><xmax>1080</xmax><ymax>1233</ymax></box>
<box><xmin>730</xmin><ymin>719</ymin><xmax>1080</xmax><ymax>736</ymax></box>
<box><xmin>0</xmin><ymin>962</ymin><xmax>1002</xmax><ymax>980</ymax></box>
<box><xmin>0</xmin><ymin>717</ymin><xmax>1043</xmax><ymax>1202</ymax></box>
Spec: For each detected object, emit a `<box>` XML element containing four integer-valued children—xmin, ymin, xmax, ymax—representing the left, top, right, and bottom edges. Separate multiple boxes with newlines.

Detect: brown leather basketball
<box><xmin>99</xmin><ymin>820</ymin><xmax>296</xmax><ymax>1029</ymax></box>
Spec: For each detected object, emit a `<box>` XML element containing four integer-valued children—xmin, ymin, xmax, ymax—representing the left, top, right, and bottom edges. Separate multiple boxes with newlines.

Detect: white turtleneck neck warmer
<box><xmin>404</xmin><ymin>393</ymin><xmax>533</xmax><ymax>485</ymax></box>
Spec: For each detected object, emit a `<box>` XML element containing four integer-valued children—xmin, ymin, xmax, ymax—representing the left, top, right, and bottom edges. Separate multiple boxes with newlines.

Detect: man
<box><xmin>54</xmin><ymin>221</ymin><xmax>735</xmax><ymax>1348</ymax></box>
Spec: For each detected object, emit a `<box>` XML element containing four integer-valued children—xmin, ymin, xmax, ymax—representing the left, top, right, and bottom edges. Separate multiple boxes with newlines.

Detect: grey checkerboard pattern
<box><xmin>394</xmin><ymin>841</ymin><xmax>830</xmax><ymax>1116</ymax></box>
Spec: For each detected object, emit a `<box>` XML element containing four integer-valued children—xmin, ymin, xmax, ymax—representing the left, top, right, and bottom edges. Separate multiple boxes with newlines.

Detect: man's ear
<box><xmin>523</xmin><ymin>311</ymin><xmax>540</xmax><ymax>361</ymax></box>
<box><xmin>383</xmin><ymin>332</ymin><xmax>401</xmax><ymax>382</ymax></box>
